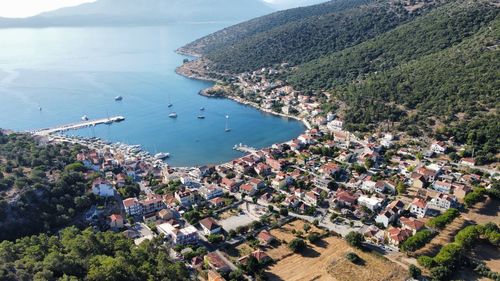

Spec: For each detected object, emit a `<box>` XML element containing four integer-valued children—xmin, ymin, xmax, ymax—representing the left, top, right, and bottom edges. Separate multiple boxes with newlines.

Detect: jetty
<box><xmin>233</xmin><ymin>143</ymin><xmax>257</xmax><ymax>154</ymax></box>
<box><xmin>32</xmin><ymin>116</ymin><xmax>125</xmax><ymax>136</ymax></box>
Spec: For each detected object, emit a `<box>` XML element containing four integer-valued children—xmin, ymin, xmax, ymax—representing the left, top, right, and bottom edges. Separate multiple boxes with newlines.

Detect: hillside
<box><xmin>179</xmin><ymin>0</ymin><xmax>370</xmax><ymax>56</ymax></box>
<box><xmin>0</xmin><ymin>0</ymin><xmax>274</xmax><ymax>28</ymax></box>
<box><xmin>0</xmin><ymin>132</ymin><xmax>94</xmax><ymax>240</ymax></box>
<box><xmin>180</xmin><ymin>0</ymin><xmax>499</xmax><ymax>164</ymax></box>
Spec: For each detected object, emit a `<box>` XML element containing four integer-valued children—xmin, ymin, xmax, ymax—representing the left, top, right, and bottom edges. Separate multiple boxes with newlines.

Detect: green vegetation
<box><xmin>463</xmin><ymin>187</ymin><xmax>486</xmax><ymax>208</ymax></box>
<box><xmin>346</xmin><ymin>252</ymin><xmax>362</xmax><ymax>264</ymax></box>
<box><xmin>408</xmin><ymin>264</ymin><xmax>422</xmax><ymax>279</ymax></box>
<box><xmin>422</xmin><ymin>223</ymin><xmax>500</xmax><ymax>280</ymax></box>
<box><xmin>0</xmin><ymin>132</ymin><xmax>94</xmax><ymax>240</ymax></box>
<box><xmin>345</xmin><ymin>231</ymin><xmax>364</xmax><ymax>248</ymax></box>
<box><xmin>0</xmin><ymin>227</ymin><xmax>189</xmax><ymax>280</ymax></box>
<box><xmin>426</xmin><ymin>208</ymin><xmax>459</xmax><ymax>229</ymax></box>
<box><xmin>288</xmin><ymin>238</ymin><xmax>306</xmax><ymax>252</ymax></box>
<box><xmin>400</xmin><ymin>229</ymin><xmax>435</xmax><ymax>253</ymax></box>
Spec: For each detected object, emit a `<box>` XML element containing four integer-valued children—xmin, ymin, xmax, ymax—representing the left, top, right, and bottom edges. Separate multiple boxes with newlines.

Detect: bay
<box><xmin>0</xmin><ymin>24</ymin><xmax>305</xmax><ymax>166</ymax></box>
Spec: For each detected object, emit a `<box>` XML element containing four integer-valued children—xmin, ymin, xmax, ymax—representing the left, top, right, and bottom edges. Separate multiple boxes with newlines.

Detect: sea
<box><xmin>0</xmin><ymin>23</ymin><xmax>305</xmax><ymax>166</ymax></box>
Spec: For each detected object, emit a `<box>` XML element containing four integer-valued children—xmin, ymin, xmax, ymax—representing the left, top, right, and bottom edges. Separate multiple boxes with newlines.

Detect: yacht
<box><xmin>169</xmin><ymin>112</ymin><xmax>178</xmax><ymax>118</ymax></box>
<box><xmin>81</xmin><ymin>115</ymin><xmax>89</xmax><ymax>121</ymax></box>
<box><xmin>115</xmin><ymin>95</ymin><xmax>123</xmax><ymax>101</ymax></box>
<box><xmin>154</xmin><ymin>152</ymin><xmax>170</xmax><ymax>159</ymax></box>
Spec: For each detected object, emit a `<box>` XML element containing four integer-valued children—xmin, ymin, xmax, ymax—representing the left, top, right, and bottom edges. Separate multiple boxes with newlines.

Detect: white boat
<box><xmin>115</xmin><ymin>95</ymin><xmax>123</xmax><ymax>101</ymax></box>
<box><xmin>200</xmin><ymin>107</ymin><xmax>205</xmax><ymax>111</ymax></box>
<box><xmin>169</xmin><ymin>112</ymin><xmax>177</xmax><ymax>118</ymax></box>
<box><xmin>168</xmin><ymin>103</ymin><xmax>173</xmax><ymax>108</ymax></box>
<box><xmin>197</xmin><ymin>115</ymin><xmax>205</xmax><ymax>119</ymax></box>
<box><xmin>225</xmin><ymin>115</ymin><xmax>231</xmax><ymax>132</ymax></box>
<box><xmin>154</xmin><ymin>152</ymin><xmax>170</xmax><ymax>159</ymax></box>
<box><xmin>81</xmin><ymin>115</ymin><xmax>89</xmax><ymax>121</ymax></box>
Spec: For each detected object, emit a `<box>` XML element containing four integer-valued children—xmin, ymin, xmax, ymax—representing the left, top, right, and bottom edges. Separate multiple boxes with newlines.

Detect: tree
<box><xmin>364</xmin><ymin>158</ymin><xmax>374</xmax><ymax>169</ymax></box>
<box><xmin>430</xmin><ymin>265</ymin><xmax>451</xmax><ymax>281</ymax></box>
<box><xmin>409</xmin><ymin>264</ymin><xmax>422</xmax><ymax>279</ymax></box>
<box><xmin>279</xmin><ymin>207</ymin><xmax>288</xmax><ymax>216</ymax></box>
<box><xmin>303</xmin><ymin>223</ymin><xmax>311</xmax><ymax>233</ymax></box>
<box><xmin>346</xmin><ymin>252</ymin><xmax>361</xmax><ymax>264</ymax></box>
<box><xmin>307</xmin><ymin>232</ymin><xmax>320</xmax><ymax>243</ymax></box>
<box><xmin>288</xmin><ymin>238</ymin><xmax>306</xmax><ymax>252</ymax></box>
<box><xmin>396</xmin><ymin>182</ymin><xmax>406</xmax><ymax>195</ymax></box>
<box><xmin>345</xmin><ymin>231</ymin><xmax>364</xmax><ymax>248</ymax></box>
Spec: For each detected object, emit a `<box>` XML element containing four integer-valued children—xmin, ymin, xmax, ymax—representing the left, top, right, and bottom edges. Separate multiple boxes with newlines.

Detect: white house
<box><xmin>429</xmin><ymin>193</ymin><xmax>457</xmax><ymax>210</ymax></box>
<box><xmin>358</xmin><ymin>195</ymin><xmax>383</xmax><ymax>211</ymax></box>
<box><xmin>199</xmin><ymin>185</ymin><xmax>224</xmax><ymax>200</ymax></box>
<box><xmin>157</xmin><ymin>223</ymin><xmax>199</xmax><ymax>245</ymax></box>
<box><xmin>123</xmin><ymin>198</ymin><xmax>142</xmax><ymax>216</ymax></box>
<box><xmin>199</xmin><ymin>217</ymin><xmax>222</xmax><ymax>236</ymax></box>
<box><xmin>430</xmin><ymin>141</ymin><xmax>448</xmax><ymax>154</ymax></box>
<box><xmin>410</xmin><ymin>198</ymin><xmax>428</xmax><ymax>218</ymax></box>
<box><xmin>375</xmin><ymin>209</ymin><xmax>397</xmax><ymax>228</ymax></box>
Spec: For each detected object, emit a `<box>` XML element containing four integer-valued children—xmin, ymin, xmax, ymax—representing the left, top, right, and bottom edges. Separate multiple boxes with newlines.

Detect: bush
<box><xmin>430</xmin><ymin>265</ymin><xmax>451</xmax><ymax>281</ymax></box>
<box><xmin>400</xmin><ymin>229</ymin><xmax>435</xmax><ymax>253</ymax></box>
<box><xmin>307</xmin><ymin>232</ymin><xmax>321</xmax><ymax>243</ymax></box>
<box><xmin>409</xmin><ymin>264</ymin><xmax>422</xmax><ymax>278</ymax></box>
<box><xmin>288</xmin><ymin>238</ymin><xmax>306</xmax><ymax>252</ymax></box>
<box><xmin>346</xmin><ymin>252</ymin><xmax>362</xmax><ymax>264</ymax></box>
<box><xmin>207</xmin><ymin>234</ymin><xmax>224</xmax><ymax>243</ymax></box>
<box><xmin>345</xmin><ymin>231</ymin><xmax>364</xmax><ymax>248</ymax></box>
<box><xmin>417</xmin><ymin>255</ymin><xmax>435</xmax><ymax>269</ymax></box>
<box><xmin>463</xmin><ymin>188</ymin><xmax>486</xmax><ymax>208</ymax></box>
<box><xmin>426</xmin><ymin>208</ymin><xmax>459</xmax><ymax>229</ymax></box>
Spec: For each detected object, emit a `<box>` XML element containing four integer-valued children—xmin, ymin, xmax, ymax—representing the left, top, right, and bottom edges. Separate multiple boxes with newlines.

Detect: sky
<box><xmin>0</xmin><ymin>0</ymin><xmax>326</xmax><ymax>18</ymax></box>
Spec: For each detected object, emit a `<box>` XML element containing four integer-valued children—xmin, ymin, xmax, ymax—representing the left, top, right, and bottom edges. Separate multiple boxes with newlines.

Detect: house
<box><xmin>433</xmin><ymin>181</ymin><xmax>452</xmax><ymax>193</ymax></box>
<box><xmin>255</xmin><ymin>163</ymin><xmax>272</xmax><ymax>176</ymax></box>
<box><xmin>209</xmin><ymin>197</ymin><xmax>225</xmax><ymax>208</ymax></box>
<box><xmin>157</xmin><ymin>223</ymin><xmax>198</xmax><ymax>245</ymax></box>
<box><xmin>429</xmin><ymin>193</ymin><xmax>457</xmax><ymax>210</ymax></box>
<box><xmin>207</xmin><ymin>270</ymin><xmax>226</xmax><ymax>281</ymax></box>
<box><xmin>123</xmin><ymin>198</ymin><xmax>142</xmax><ymax>216</ymax></box>
<box><xmin>453</xmin><ymin>185</ymin><xmax>471</xmax><ymax>199</ymax></box>
<box><xmin>92</xmin><ymin>178</ymin><xmax>115</xmax><ymax>197</ymax></box>
<box><xmin>320</xmin><ymin>162</ymin><xmax>340</xmax><ymax>176</ymax></box>
<box><xmin>411</xmin><ymin>173</ymin><xmax>426</xmax><ymax>189</ymax></box>
<box><xmin>283</xmin><ymin>195</ymin><xmax>301</xmax><ymax>208</ymax></box>
<box><xmin>221</xmin><ymin>177</ymin><xmax>240</xmax><ymax>192</ymax></box>
<box><xmin>175</xmin><ymin>190</ymin><xmax>194</xmax><ymax>207</ymax></box>
<box><xmin>460</xmin><ymin>158</ymin><xmax>475</xmax><ymax>167</ymax></box>
<box><xmin>358</xmin><ymin>195</ymin><xmax>383</xmax><ymax>211</ymax></box>
<box><xmin>200</xmin><ymin>185</ymin><xmax>224</xmax><ymax>200</ymax></box>
<box><xmin>305</xmin><ymin>191</ymin><xmax>319</xmax><ymax>206</ymax></box>
<box><xmin>143</xmin><ymin>212</ymin><xmax>157</xmax><ymax>223</ymax></box>
<box><xmin>158</xmin><ymin>208</ymin><xmax>178</xmax><ymax>221</ymax></box>
<box><xmin>362</xmin><ymin>225</ymin><xmax>385</xmax><ymax>244</ymax></box>
<box><xmin>410</xmin><ymin>198</ymin><xmax>428</xmax><ymax>218</ymax></box>
<box><xmin>141</xmin><ymin>194</ymin><xmax>165</xmax><ymax>214</ymax></box>
<box><xmin>387</xmin><ymin>227</ymin><xmax>412</xmax><ymax>246</ymax></box>
<box><xmin>335</xmin><ymin>191</ymin><xmax>357</xmax><ymax>208</ymax></box>
<box><xmin>109</xmin><ymin>214</ymin><xmax>124</xmax><ymax>229</ymax></box>
<box><xmin>199</xmin><ymin>217</ymin><xmax>222</xmax><ymax>236</ymax></box>
<box><xmin>374</xmin><ymin>181</ymin><xmax>387</xmax><ymax>193</ymax></box>
<box><xmin>266</xmin><ymin>157</ymin><xmax>284</xmax><ymax>171</ymax></box>
<box><xmin>431</xmin><ymin>141</ymin><xmax>448</xmax><ymax>154</ymax></box>
<box><xmin>205</xmin><ymin>252</ymin><xmax>231</xmax><ymax>272</ymax></box>
<box><xmin>375</xmin><ymin>209</ymin><xmax>397</xmax><ymax>228</ymax></box>
<box><xmin>240</xmin><ymin>184</ymin><xmax>257</xmax><ymax>196</ymax></box>
<box><xmin>257</xmin><ymin>230</ymin><xmax>275</xmax><ymax>245</ymax></box>
<box><xmin>361</xmin><ymin>180</ymin><xmax>377</xmax><ymax>192</ymax></box>
<box><xmin>238</xmin><ymin>249</ymin><xmax>271</xmax><ymax>265</ymax></box>
<box><xmin>400</xmin><ymin>217</ymin><xmax>425</xmax><ymax>235</ymax></box>
<box><xmin>249</xmin><ymin>178</ymin><xmax>265</xmax><ymax>189</ymax></box>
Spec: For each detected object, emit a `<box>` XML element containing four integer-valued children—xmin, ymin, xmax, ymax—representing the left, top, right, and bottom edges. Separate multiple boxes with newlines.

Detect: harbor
<box><xmin>31</xmin><ymin>116</ymin><xmax>125</xmax><ymax>136</ymax></box>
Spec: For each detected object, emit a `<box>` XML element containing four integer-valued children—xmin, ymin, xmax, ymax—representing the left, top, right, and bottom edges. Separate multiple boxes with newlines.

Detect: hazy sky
<box><xmin>0</xmin><ymin>0</ymin><xmax>325</xmax><ymax>18</ymax></box>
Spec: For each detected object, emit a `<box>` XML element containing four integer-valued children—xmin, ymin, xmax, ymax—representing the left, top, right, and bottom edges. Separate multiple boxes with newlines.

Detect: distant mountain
<box><xmin>0</xmin><ymin>0</ymin><xmax>275</xmax><ymax>27</ymax></box>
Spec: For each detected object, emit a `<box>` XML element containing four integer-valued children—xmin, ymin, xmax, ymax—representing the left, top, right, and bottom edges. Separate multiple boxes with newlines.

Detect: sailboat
<box><xmin>169</xmin><ymin>112</ymin><xmax>177</xmax><ymax>118</ymax></box>
<box><xmin>168</xmin><ymin>94</ymin><xmax>173</xmax><ymax>107</ymax></box>
<box><xmin>225</xmin><ymin>115</ymin><xmax>231</xmax><ymax>132</ymax></box>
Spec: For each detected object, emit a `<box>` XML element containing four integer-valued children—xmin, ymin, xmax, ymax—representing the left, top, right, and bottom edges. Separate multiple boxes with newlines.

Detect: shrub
<box><xmin>288</xmin><ymin>238</ymin><xmax>306</xmax><ymax>252</ymax></box>
<box><xmin>345</xmin><ymin>231</ymin><xmax>364</xmax><ymax>248</ymax></box>
<box><xmin>346</xmin><ymin>252</ymin><xmax>362</xmax><ymax>264</ymax></box>
<box><xmin>426</xmin><ymin>208</ymin><xmax>459</xmax><ymax>229</ymax></box>
<box><xmin>417</xmin><ymin>255</ymin><xmax>435</xmax><ymax>269</ymax></box>
<box><xmin>400</xmin><ymin>229</ymin><xmax>434</xmax><ymax>253</ymax></box>
<box><xmin>307</xmin><ymin>232</ymin><xmax>321</xmax><ymax>243</ymax></box>
<box><xmin>409</xmin><ymin>264</ymin><xmax>422</xmax><ymax>278</ymax></box>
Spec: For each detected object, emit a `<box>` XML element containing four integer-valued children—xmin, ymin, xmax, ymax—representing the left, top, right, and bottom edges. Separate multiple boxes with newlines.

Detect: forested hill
<box><xmin>181</xmin><ymin>0</ymin><xmax>499</xmax><ymax>164</ymax></box>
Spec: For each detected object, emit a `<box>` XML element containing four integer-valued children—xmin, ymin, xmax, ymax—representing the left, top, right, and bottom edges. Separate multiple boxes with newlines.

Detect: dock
<box><xmin>32</xmin><ymin>116</ymin><xmax>125</xmax><ymax>136</ymax></box>
<box><xmin>233</xmin><ymin>143</ymin><xmax>257</xmax><ymax>154</ymax></box>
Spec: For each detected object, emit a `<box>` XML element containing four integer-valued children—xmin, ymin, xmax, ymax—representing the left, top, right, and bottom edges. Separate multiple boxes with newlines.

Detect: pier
<box><xmin>233</xmin><ymin>143</ymin><xmax>257</xmax><ymax>154</ymax></box>
<box><xmin>32</xmin><ymin>116</ymin><xmax>125</xmax><ymax>136</ymax></box>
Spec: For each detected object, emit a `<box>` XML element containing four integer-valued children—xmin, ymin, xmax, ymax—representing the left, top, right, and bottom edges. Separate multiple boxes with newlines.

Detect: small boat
<box><xmin>169</xmin><ymin>112</ymin><xmax>178</xmax><ymax>118</ymax></box>
<box><xmin>200</xmin><ymin>107</ymin><xmax>205</xmax><ymax>111</ymax></box>
<box><xmin>81</xmin><ymin>115</ymin><xmax>89</xmax><ymax>121</ymax></box>
<box><xmin>225</xmin><ymin>115</ymin><xmax>231</xmax><ymax>132</ymax></box>
<box><xmin>168</xmin><ymin>103</ymin><xmax>173</xmax><ymax>108</ymax></box>
<box><xmin>115</xmin><ymin>95</ymin><xmax>123</xmax><ymax>101</ymax></box>
<box><xmin>154</xmin><ymin>152</ymin><xmax>170</xmax><ymax>159</ymax></box>
<box><xmin>197</xmin><ymin>115</ymin><xmax>205</xmax><ymax>119</ymax></box>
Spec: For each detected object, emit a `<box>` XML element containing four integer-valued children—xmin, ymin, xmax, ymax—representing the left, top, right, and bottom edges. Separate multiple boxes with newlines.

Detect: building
<box><xmin>199</xmin><ymin>217</ymin><xmax>222</xmax><ymax>236</ymax></box>
<box><xmin>123</xmin><ymin>198</ymin><xmax>142</xmax><ymax>216</ymax></box>
<box><xmin>175</xmin><ymin>190</ymin><xmax>194</xmax><ymax>207</ymax></box>
<box><xmin>240</xmin><ymin>184</ymin><xmax>257</xmax><ymax>196</ymax></box>
<box><xmin>433</xmin><ymin>181</ymin><xmax>452</xmax><ymax>193</ymax></box>
<box><xmin>460</xmin><ymin>158</ymin><xmax>475</xmax><ymax>167</ymax></box>
<box><xmin>400</xmin><ymin>217</ymin><xmax>425</xmax><ymax>235</ymax></box>
<box><xmin>109</xmin><ymin>214</ymin><xmax>124</xmax><ymax>229</ymax></box>
<box><xmin>157</xmin><ymin>223</ymin><xmax>198</xmax><ymax>245</ymax></box>
<box><xmin>375</xmin><ymin>209</ymin><xmax>397</xmax><ymax>228</ymax></box>
<box><xmin>200</xmin><ymin>185</ymin><xmax>224</xmax><ymax>200</ymax></box>
<box><xmin>141</xmin><ymin>194</ymin><xmax>165</xmax><ymax>214</ymax></box>
<box><xmin>430</xmin><ymin>141</ymin><xmax>448</xmax><ymax>154</ymax></box>
<box><xmin>410</xmin><ymin>198</ymin><xmax>428</xmax><ymax>218</ymax></box>
<box><xmin>257</xmin><ymin>230</ymin><xmax>275</xmax><ymax>245</ymax></box>
<box><xmin>387</xmin><ymin>227</ymin><xmax>412</xmax><ymax>246</ymax></box>
<box><xmin>429</xmin><ymin>193</ymin><xmax>457</xmax><ymax>210</ymax></box>
<box><xmin>358</xmin><ymin>195</ymin><xmax>383</xmax><ymax>211</ymax></box>
<box><xmin>92</xmin><ymin>178</ymin><xmax>115</xmax><ymax>197</ymax></box>
<box><xmin>205</xmin><ymin>252</ymin><xmax>231</xmax><ymax>272</ymax></box>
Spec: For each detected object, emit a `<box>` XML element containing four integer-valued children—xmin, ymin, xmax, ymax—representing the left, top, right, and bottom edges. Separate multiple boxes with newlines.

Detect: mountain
<box><xmin>0</xmin><ymin>0</ymin><xmax>275</xmax><ymax>27</ymax></box>
<box><xmin>180</xmin><ymin>0</ymin><xmax>499</xmax><ymax>164</ymax></box>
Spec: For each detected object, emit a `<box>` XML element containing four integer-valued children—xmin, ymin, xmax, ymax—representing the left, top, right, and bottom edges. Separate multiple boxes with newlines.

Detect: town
<box><xmin>61</xmin><ymin>76</ymin><xmax>499</xmax><ymax>280</ymax></box>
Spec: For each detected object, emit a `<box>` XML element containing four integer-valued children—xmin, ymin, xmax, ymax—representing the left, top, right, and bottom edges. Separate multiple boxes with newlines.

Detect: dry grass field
<box><xmin>265</xmin><ymin>236</ymin><xmax>407</xmax><ymax>281</ymax></box>
<box><xmin>264</xmin><ymin>220</ymin><xmax>407</xmax><ymax>281</ymax></box>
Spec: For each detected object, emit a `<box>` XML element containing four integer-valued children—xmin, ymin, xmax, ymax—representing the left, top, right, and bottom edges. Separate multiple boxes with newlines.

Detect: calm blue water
<box><xmin>0</xmin><ymin>24</ymin><xmax>305</xmax><ymax>166</ymax></box>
